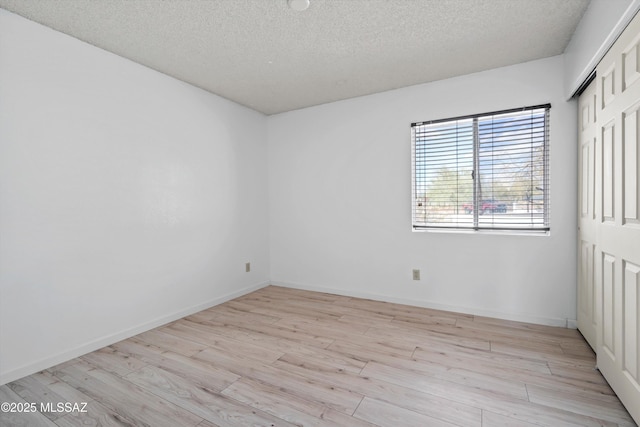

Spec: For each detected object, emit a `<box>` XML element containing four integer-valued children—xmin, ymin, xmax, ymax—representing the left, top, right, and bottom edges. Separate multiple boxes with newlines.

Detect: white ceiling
<box><xmin>0</xmin><ymin>0</ymin><xmax>590</xmax><ymax>115</ymax></box>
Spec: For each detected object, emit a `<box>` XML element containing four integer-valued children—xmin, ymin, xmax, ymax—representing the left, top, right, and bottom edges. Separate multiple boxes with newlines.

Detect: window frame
<box><xmin>411</xmin><ymin>104</ymin><xmax>551</xmax><ymax>234</ymax></box>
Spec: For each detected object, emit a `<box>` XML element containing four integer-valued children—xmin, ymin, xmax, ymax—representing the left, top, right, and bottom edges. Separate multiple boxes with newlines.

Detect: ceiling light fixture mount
<box><xmin>288</xmin><ymin>0</ymin><xmax>310</xmax><ymax>12</ymax></box>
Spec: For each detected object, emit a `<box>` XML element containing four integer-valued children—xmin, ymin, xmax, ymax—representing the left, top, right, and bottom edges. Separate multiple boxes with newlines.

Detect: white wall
<box><xmin>564</xmin><ymin>0</ymin><xmax>640</xmax><ymax>98</ymax></box>
<box><xmin>268</xmin><ymin>55</ymin><xmax>578</xmax><ymax>327</ymax></box>
<box><xmin>0</xmin><ymin>10</ymin><xmax>269</xmax><ymax>385</ymax></box>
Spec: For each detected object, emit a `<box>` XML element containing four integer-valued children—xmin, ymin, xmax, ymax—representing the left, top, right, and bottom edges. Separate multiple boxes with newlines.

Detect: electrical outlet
<box><xmin>412</xmin><ymin>269</ymin><xmax>420</xmax><ymax>280</ymax></box>
<box><xmin>245</xmin><ymin>262</ymin><xmax>251</xmax><ymax>273</ymax></box>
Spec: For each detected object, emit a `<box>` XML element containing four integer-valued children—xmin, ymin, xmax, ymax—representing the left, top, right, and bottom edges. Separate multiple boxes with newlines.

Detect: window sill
<box><xmin>411</xmin><ymin>227</ymin><xmax>550</xmax><ymax>237</ymax></box>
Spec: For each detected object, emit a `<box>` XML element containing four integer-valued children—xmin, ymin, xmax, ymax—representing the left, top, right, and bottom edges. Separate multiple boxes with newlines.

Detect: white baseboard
<box><xmin>271</xmin><ymin>280</ymin><xmax>575</xmax><ymax>329</ymax></box>
<box><xmin>566</xmin><ymin>319</ymin><xmax>579</xmax><ymax>330</ymax></box>
<box><xmin>0</xmin><ymin>281</ymin><xmax>269</xmax><ymax>386</ymax></box>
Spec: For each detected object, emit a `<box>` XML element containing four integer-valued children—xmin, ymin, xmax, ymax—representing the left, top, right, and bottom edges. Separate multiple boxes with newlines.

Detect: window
<box><xmin>411</xmin><ymin>104</ymin><xmax>550</xmax><ymax>232</ymax></box>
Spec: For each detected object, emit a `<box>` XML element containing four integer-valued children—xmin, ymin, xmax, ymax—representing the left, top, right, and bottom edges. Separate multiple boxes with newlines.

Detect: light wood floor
<box><xmin>1</xmin><ymin>285</ymin><xmax>636</xmax><ymax>427</ymax></box>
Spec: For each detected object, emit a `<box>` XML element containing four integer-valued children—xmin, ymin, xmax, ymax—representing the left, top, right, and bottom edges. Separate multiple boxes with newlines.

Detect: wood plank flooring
<box><xmin>1</xmin><ymin>285</ymin><xmax>636</xmax><ymax>426</ymax></box>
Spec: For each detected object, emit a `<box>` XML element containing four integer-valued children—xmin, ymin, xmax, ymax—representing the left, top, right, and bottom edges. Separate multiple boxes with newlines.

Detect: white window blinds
<box><xmin>412</xmin><ymin>104</ymin><xmax>550</xmax><ymax>232</ymax></box>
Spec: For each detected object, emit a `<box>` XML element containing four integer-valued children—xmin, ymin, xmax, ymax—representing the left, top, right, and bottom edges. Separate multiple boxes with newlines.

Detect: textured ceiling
<box><xmin>0</xmin><ymin>0</ymin><xmax>590</xmax><ymax>115</ymax></box>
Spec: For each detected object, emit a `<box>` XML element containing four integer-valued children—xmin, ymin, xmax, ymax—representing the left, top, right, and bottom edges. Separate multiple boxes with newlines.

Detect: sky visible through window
<box><xmin>413</xmin><ymin>107</ymin><xmax>548</xmax><ymax>230</ymax></box>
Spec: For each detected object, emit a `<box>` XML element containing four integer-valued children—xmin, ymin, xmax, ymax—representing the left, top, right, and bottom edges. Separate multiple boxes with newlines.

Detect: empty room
<box><xmin>1</xmin><ymin>0</ymin><xmax>639</xmax><ymax>426</ymax></box>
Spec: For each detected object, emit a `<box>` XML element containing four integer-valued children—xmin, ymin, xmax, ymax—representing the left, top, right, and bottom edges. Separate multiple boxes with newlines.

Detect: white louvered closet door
<box><xmin>580</xmin><ymin>10</ymin><xmax>640</xmax><ymax>424</ymax></box>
